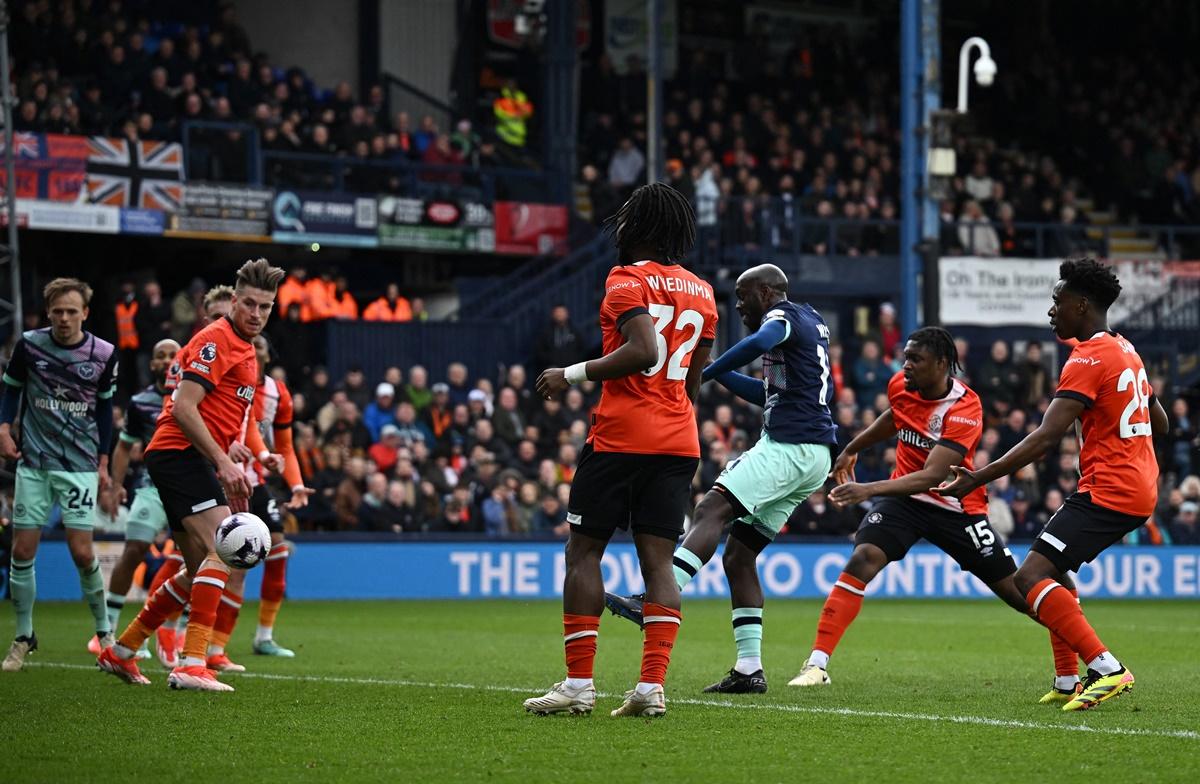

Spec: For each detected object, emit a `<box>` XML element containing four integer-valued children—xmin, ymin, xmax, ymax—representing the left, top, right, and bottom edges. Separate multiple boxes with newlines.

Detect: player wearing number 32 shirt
<box><xmin>525</xmin><ymin>183</ymin><xmax>717</xmax><ymax>719</ymax></box>
<box><xmin>940</xmin><ymin>259</ymin><xmax>1168</xmax><ymax>712</ymax></box>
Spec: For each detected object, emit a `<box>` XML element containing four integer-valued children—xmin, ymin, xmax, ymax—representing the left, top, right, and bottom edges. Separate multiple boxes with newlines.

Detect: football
<box><xmin>214</xmin><ymin>513</ymin><xmax>271</xmax><ymax>569</ymax></box>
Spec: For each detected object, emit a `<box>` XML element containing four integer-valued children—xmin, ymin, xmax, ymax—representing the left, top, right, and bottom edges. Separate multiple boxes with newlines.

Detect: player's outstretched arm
<box><xmin>110</xmin><ymin>435</ymin><xmax>136</xmax><ymax>504</ymax></box>
<box><xmin>939</xmin><ymin>396</ymin><xmax>1084</xmax><ymax>499</ymax></box>
<box><xmin>713</xmin><ymin>370</ymin><xmax>766</xmax><ymax>407</ymax></box>
<box><xmin>172</xmin><ymin>379</ymin><xmax>252</xmax><ymax>499</ymax></box>
<box><xmin>0</xmin><ymin>380</ymin><xmax>23</xmax><ymax>462</ymax></box>
<box><xmin>830</xmin><ymin>443</ymin><xmax>960</xmax><ymax>508</ymax></box>
<box><xmin>536</xmin><ymin>313</ymin><xmax>657</xmax><ymax>398</ymax></box>
<box><xmin>831</xmin><ymin>408</ymin><xmax>896</xmax><ymax>483</ymax></box>
<box><xmin>700</xmin><ymin>319</ymin><xmax>788</xmax><ymax>383</ymax></box>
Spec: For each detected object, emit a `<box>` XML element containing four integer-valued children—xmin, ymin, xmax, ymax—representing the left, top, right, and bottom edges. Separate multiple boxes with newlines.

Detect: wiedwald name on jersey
<box><xmin>644</xmin><ymin>275</ymin><xmax>713</xmax><ymax>299</ymax></box>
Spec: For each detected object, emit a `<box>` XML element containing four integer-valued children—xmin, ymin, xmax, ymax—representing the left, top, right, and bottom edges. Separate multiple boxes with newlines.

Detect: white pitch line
<box><xmin>28</xmin><ymin>661</ymin><xmax>1199</xmax><ymax>741</ymax></box>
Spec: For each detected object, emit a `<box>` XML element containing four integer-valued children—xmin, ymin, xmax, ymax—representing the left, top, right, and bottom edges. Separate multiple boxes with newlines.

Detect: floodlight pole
<box><xmin>0</xmin><ymin>0</ymin><xmax>23</xmax><ymax>333</ymax></box>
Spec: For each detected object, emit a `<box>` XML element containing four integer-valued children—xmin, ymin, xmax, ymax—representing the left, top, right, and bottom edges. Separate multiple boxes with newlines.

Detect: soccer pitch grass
<box><xmin>4</xmin><ymin>599</ymin><xmax>1198</xmax><ymax>783</ymax></box>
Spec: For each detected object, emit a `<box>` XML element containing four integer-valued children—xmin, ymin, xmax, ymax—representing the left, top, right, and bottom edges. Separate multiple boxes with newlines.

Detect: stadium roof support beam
<box><xmin>920</xmin><ymin>0</ymin><xmax>942</xmax><ymax>326</ymax></box>
<box><xmin>646</xmin><ymin>0</ymin><xmax>664</xmax><ymax>185</ymax></box>
<box><xmin>0</xmin><ymin>1</ymin><xmax>24</xmax><ymax>336</ymax></box>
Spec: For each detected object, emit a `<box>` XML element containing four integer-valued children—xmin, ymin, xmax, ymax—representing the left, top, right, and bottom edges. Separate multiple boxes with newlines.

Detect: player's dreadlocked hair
<box><xmin>604</xmin><ymin>182</ymin><xmax>696</xmax><ymax>263</ymax></box>
<box><xmin>1060</xmin><ymin>257</ymin><xmax>1121</xmax><ymax>309</ymax></box>
<box><xmin>908</xmin><ymin>326</ymin><xmax>961</xmax><ymax>376</ymax></box>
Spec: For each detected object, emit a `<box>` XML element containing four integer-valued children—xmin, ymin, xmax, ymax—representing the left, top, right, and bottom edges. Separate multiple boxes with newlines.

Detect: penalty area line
<box><xmin>29</xmin><ymin>661</ymin><xmax>1198</xmax><ymax>741</ymax></box>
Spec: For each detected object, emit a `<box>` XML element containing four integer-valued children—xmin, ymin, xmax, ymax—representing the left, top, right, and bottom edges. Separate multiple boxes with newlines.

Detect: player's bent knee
<box><xmin>845</xmin><ymin>545</ymin><xmax>887</xmax><ymax>583</ymax></box>
<box><xmin>694</xmin><ymin>490</ymin><xmax>733</xmax><ymax>526</ymax></box>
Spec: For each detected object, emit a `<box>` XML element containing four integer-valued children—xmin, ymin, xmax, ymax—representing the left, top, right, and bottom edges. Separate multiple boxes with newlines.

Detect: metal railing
<box><xmin>179</xmin><ymin>119</ymin><xmax>553</xmax><ymax>199</ymax></box>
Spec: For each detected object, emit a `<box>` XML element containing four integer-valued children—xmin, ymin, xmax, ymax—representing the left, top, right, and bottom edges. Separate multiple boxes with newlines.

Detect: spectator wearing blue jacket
<box><xmin>364</xmin><ymin>382</ymin><xmax>398</xmax><ymax>442</ymax></box>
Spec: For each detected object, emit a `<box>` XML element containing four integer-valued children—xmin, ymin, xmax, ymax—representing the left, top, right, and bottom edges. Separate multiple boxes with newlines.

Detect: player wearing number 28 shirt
<box><xmin>940</xmin><ymin>259</ymin><xmax>1168</xmax><ymax>712</ymax></box>
<box><xmin>524</xmin><ymin>183</ymin><xmax>717</xmax><ymax>719</ymax></box>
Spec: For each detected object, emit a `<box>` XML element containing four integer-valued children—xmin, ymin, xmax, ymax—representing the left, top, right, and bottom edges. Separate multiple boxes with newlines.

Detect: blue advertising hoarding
<box><xmin>31</xmin><ymin>542</ymin><xmax>1200</xmax><ymax>601</ymax></box>
<box><xmin>271</xmin><ymin>189</ymin><xmax>378</xmax><ymax>248</ymax></box>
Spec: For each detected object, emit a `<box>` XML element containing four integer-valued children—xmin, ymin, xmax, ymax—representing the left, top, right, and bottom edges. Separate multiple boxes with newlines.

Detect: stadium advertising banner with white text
<box><xmin>271</xmin><ymin>189</ymin><xmax>379</xmax><ymax>248</ymax></box>
<box><xmin>167</xmin><ymin>183</ymin><xmax>273</xmax><ymax>240</ymax></box>
<box><xmin>0</xmin><ymin>198</ymin><xmax>120</xmax><ymax>233</ymax></box>
<box><xmin>33</xmin><ymin>543</ymin><xmax>1200</xmax><ymax>600</ymax></box>
<box><xmin>939</xmin><ymin>257</ymin><xmax>1200</xmax><ymax>326</ymax></box>
<box><xmin>377</xmin><ymin>195</ymin><xmax>495</xmax><ymax>253</ymax></box>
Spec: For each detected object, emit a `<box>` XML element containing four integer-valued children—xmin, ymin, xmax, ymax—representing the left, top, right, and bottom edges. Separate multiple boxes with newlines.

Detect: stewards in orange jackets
<box><xmin>277</xmin><ymin>267</ymin><xmax>309</xmax><ymax>319</ymax></box>
<box><xmin>363</xmin><ymin>283</ymin><xmax>413</xmax><ymax>322</ymax></box>
<box><xmin>328</xmin><ymin>276</ymin><xmax>359</xmax><ymax>320</ymax></box>
<box><xmin>304</xmin><ymin>273</ymin><xmax>337</xmax><ymax>320</ymax></box>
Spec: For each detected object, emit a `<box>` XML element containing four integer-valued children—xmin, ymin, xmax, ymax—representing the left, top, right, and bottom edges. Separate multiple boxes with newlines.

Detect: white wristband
<box><xmin>564</xmin><ymin>362</ymin><xmax>589</xmax><ymax>385</ymax></box>
<box><xmin>258</xmin><ymin>450</ymin><xmax>270</xmax><ymax>462</ymax></box>
<box><xmin>290</xmin><ymin>484</ymin><xmax>305</xmax><ymax>493</ymax></box>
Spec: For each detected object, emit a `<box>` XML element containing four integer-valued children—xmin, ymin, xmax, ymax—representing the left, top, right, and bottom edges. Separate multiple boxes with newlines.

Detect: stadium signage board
<box><xmin>63</xmin><ymin>542</ymin><xmax>1200</xmax><ymax>601</ymax></box>
<box><xmin>0</xmin><ymin>198</ymin><xmax>119</xmax><ymax>234</ymax></box>
<box><xmin>167</xmin><ymin>184</ymin><xmax>274</xmax><ymax>240</ymax></box>
<box><xmin>271</xmin><ymin>189</ymin><xmax>379</xmax><ymax>248</ymax></box>
<box><xmin>377</xmin><ymin>195</ymin><xmax>496</xmax><ymax>253</ymax></box>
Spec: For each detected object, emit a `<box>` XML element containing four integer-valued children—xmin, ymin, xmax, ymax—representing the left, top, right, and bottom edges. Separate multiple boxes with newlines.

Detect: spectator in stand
<box><xmin>531</xmin><ymin>492</ymin><xmax>568</xmax><ymax>536</ymax></box>
<box><xmin>363</xmin><ymin>283</ymin><xmax>413</xmax><ymax>322</ymax></box>
<box><xmin>493</xmin><ymin>387</ymin><xmax>526</xmax><ymax>447</ymax></box>
<box><xmin>957</xmin><ymin>200</ymin><xmax>1000</xmax><ymax>257</ymax></box>
<box><xmin>410</xmin><ymin>297</ymin><xmax>430</xmax><ymax>322</ymax></box>
<box><xmin>852</xmin><ymin>340</ymin><xmax>889</xmax><ymax>405</ymax></box>
<box><xmin>403</xmin><ymin>365</ymin><xmax>432</xmax><ymax>413</ymax></box>
<box><xmin>335</xmin><ymin>456</ymin><xmax>368</xmax><ymax>529</ymax></box>
<box><xmin>481</xmin><ymin>482</ymin><xmax>516</xmax><ymax>538</ymax></box>
<box><xmin>608</xmin><ymin>137</ymin><xmax>645</xmax><ymax>194</ymax></box>
<box><xmin>134</xmin><ymin>280</ymin><xmax>171</xmax><ymax>386</ymax></box>
<box><xmin>445</xmin><ymin>362</ymin><xmax>471</xmax><ymax>408</ymax></box>
<box><xmin>394</xmin><ymin>401</ymin><xmax>433</xmax><ymax>446</ymax></box>
<box><xmin>582</xmin><ymin>163</ymin><xmax>620</xmax><ymax>225</ymax></box>
<box><xmin>169</xmin><ymin>278</ymin><xmax>206</xmax><ymax>343</ymax></box>
<box><xmin>340</xmin><ymin>366</ymin><xmax>372</xmax><ymax>411</ymax></box>
<box><xmin>303</xmin><ymin>270</ymin><xmax>336</xmax><ymax>320</ymax></box>
<box><xmin>976</xmin><ymin>339</ymin><xmax>1021</xmax><ymax>415</ymax></box>
<box><xmin>533</xmin><ymin>305</ymin><xmax>584</xmax><ymax>372</ymax></box>
<box><xmin>357</xmin><ymin>472</ymin><xmax>391</xmax><ymax>532</ymax></box>
<box><xmin>424</xmin><ymin>383</ymin><xmax>454</xmax><ymax>443</ymax></box>
<box><xmin>1016</xmin><ymin>342</ymin><xmax>1051</xmax><ymax>409</ymax></box>
<box><xmin>874</xmin><ymin>302</ymin><xmax>902</xmax><ymax>362</ymax></box>
<box><xmin>1169</xmin><ymin>501</ymin><xmax>1200</xmax><ymax>545</ymax></box>
<box><xmin>363</xmin><ymin>382</ymin><xmax>398</xmax><ymax>442</ymax></box>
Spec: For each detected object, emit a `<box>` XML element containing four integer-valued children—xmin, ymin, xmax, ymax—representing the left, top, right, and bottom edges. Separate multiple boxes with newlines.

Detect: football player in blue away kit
<box><xmin>606</xmin><ymin>263</ymin><xmax>837</xmax><ymax>693</ymax></box>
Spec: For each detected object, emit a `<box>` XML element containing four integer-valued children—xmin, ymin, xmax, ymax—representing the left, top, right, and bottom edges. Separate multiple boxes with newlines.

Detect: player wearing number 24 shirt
<box><xmin>525</xmin><ymin>183</ymin><xmax>717</xmax><ymax>719</ymax></box>
<box><xmin>940</xmin><ymin>259</ymin><xmax>1168</xmax><ymax>712</ymax></box>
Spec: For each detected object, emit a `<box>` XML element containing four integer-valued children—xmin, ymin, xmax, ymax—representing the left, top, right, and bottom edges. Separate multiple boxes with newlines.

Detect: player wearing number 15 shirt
<box><xmin>940</xmin><ymin>259</ymin><xmax>1168</xmax><ymax>712</ymax></box>
<box><xmin>524</xmin><ymin>183</ymin><xmax>717</xmax><ymax>719</ymax></box>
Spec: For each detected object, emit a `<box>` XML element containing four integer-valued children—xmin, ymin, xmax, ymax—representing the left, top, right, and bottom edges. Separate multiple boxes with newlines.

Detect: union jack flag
<box><xmin>0</xmin><ymin>131</ymin><xmax>42</xmax><ymax>158</ymax></box>
<box><xmin>86</xmin><ymin>137</ymin><xmax>183</xmax><ymax>210</ymax></box>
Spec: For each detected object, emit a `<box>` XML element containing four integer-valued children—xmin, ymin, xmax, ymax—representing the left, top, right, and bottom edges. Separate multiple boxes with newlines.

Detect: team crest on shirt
<box><xmin>15</xmin><ymin>503</ymin><xmax>25</xmax><ymax>517</ymax></box>
<box><xmin>76</xmin><ymin>362</ymin><xmax>97</xmax><ymax>380</ymax></box>
<box><xmin>199</xmin><ymin>342</ymin><xmax>218</xmax><ymax>362</ymax></box>
<box><xmin>928</xmin><ymin>414</ymin><xmax>943</xmax><ymax>434</ymax></box>
<box><xmin>867</xmin><ymin>512</ymin><xmax>882</xmax><ymax>525</ymax></box>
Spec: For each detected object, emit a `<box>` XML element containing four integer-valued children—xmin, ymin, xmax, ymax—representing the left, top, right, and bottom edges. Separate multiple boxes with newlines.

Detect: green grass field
<box><xmin>3</xmin><ymin>598</ymin><xmax>1198</xmax><ymax>783</ymax></box>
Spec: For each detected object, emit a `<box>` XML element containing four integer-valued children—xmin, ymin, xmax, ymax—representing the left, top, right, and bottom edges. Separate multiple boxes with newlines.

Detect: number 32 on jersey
<box><xmin>643</xmin><ymin>303</ymin><xmax>704</xmax><ymax>380</ymax></box>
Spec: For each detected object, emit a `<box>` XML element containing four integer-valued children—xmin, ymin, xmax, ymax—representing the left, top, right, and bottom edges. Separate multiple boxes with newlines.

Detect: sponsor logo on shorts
<box><xmin>14</xmin><ymin>503</ymin><xmax>26</xmax><ymax>517</ymax></box>
<box><xmin>567</xmin><ymin>512</ymin><xmax>582</xmax><ymax>525</ymax></box>
<box><xmin>76</xmin><ymin>362</ymin><xmax>97</xmax><ymax>380</ymax></box>
<box><xmin>867</xmin><ymin>511</ymin><xmax>882</xmax><ymax>524</ymax></box>
<box><xmin>199</xmin><ymin>342</ymin><xmax>218</xmax><ymax>362</ymax></box>
<box><xmin>980</xmin><ymin>545</ymin><xmax>994</xmax><ymax>558</ymax></box>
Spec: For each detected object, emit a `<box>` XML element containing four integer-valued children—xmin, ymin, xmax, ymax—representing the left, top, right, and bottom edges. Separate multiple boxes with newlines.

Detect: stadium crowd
<box><xmin>52</xmin><ymin>285</ymin><xmax>1196</xmax><ymax>547</ymax></box>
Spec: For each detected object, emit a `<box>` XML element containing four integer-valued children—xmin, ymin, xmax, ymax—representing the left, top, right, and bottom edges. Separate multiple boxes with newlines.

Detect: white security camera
<box><xmin>974</xmin><ymin>54</ymin><xmax>997</xmax><ymax>87</ymax></box>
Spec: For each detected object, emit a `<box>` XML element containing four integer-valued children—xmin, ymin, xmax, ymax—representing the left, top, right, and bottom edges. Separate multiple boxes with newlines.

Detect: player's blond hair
<box><xmin>43</xmin><ymin>277</ymin><xmax>93</xmax><ymax>308</ymax></box>
<box><xmin>204</xmin><ymin>285</ymin><xmax>235</xmax><ymax>310</ymax></box>
<box><xmin>235</xmin><ymin>258</ymin><xmax>286</xmax><ymax>293</ymax></box>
